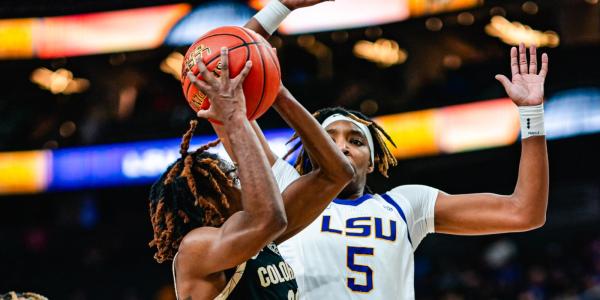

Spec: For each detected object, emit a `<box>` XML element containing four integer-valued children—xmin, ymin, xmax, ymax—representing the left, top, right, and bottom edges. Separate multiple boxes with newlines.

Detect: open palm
<box><xmin>495</xmin><ymin>43</ymin><xmax>549</xmax><ymax>106</ymax></box>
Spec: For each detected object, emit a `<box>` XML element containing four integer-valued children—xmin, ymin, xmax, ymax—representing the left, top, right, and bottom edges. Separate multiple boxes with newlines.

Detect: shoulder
<box><xmin>179</xmin><ymin>226</ymin><xmax>218</xmax><ymax>254</ymax></box>
<box><xmin>272</xmin><ymin>157</ymin><xmax>299</xmax><ymax>175</ymax></box>
<box><xmin>177</xmin><ymin>227</ymin><xmax>220</xmax><ymax>274</ymax></box>
<box><xmin>385</xmin><ymin>185</ymin><xmax>439</xmax><ymax>201</ymax></box>
<box><xmin>271</xmin><ymin>157</ymin><xmax>301</xmax><ymax>191</ymax></box>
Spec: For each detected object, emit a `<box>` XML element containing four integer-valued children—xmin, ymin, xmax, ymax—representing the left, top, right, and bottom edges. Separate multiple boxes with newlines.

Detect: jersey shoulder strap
<box><xmin>171</xmin><ymin>252</ymin><xmax>247</xmax><ymax>300</ymax></box>
<box><xmin>380</xmin><ymin>193</ymin><xmax>412</xmax><ymax>246</ymax></box>
<box><xmin>214</xmin><ymin>262</ymin><xmax>247</xmax><ymax>300</ymax></box>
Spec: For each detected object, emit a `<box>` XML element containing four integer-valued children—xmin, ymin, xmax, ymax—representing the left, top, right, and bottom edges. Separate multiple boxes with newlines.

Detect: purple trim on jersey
<box><xmin>332</xmin><ymin>194</ymin><xmax>373</xmax><ymax>206</ymax></box>
<box><xmin>380</xmin><ymin>193</ymin><xmax>413</xmax><ymax>246</ymax></box>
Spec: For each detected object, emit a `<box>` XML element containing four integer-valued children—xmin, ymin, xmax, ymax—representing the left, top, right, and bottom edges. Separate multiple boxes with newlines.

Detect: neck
<box><xmin>338</xmin><ymin>188</ymin><xmax>365</xmax><ymax>200</ymax></box>
<box><xmin>337</xmin><ymin>176</ymin><xmax>368</xmax><ymax>200</ymax></box>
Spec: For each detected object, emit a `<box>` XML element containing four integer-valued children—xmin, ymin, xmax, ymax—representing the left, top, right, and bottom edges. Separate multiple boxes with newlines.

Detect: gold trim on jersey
<box><xmin>214</xmin><ymin>262</ymin><xmax>247</xmax><ymax>300</ymax></box>
<box><xmin>172</xmin><ymin>252</ymin><xmax>246</xmax><ymax>300</ymax></box>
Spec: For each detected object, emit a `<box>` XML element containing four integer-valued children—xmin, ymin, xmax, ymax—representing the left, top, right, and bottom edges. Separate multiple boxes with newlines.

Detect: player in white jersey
<box><xmin>264</xmin><ymin>43</ymin><xmax>550</xmax><ymax>299</ymax></box>
<box><xmin>212</xmin><ymin>2</ymin><xmax>549</xmax><ymax>298</ymax></box>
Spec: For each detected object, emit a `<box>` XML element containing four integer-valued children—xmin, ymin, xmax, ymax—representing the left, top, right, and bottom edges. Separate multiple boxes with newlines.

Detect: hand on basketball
<box><xmin>281</xmin><ymin>0</ymin><xmax>333</xmax><ymax>10</ymax></box>
<box><xmin>495</xmin><ymin>43</ymin><xmax>549</xmax><ymax>107</ymax></box>
<box><xmin>187</xmin><ymin>47</ymin><xmax>252</xmax><ymax>123</ymax></box>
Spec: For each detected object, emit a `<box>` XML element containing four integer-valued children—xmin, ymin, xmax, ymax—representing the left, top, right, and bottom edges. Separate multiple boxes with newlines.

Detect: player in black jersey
<box><xmin>150</xmin><ymin>48</ymin><xmax>295</xmax><ymax>300</ymax></box>
<box><xmin>150</xmin><ymin>51</ymin><xmax>351</xmax><ymax>299</ymax></box>
<box><xmin>149</xmin><ymin>3</ymin><xmax>352</xmax><ymax>299</ymax></box>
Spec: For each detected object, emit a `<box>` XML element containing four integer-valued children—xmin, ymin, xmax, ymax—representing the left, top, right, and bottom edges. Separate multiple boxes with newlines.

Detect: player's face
<box><xmin>215</xmin><ymin>159</ymin><xmax>243</xmax><ymax>217</ymax></box>
<box><xmin>325</xmin><ymin>120</ymin><xmax>374</xmax><ymax>197</ymax></box>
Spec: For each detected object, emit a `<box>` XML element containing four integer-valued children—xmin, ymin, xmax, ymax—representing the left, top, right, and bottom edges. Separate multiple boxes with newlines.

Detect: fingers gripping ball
<box><xmin>181</xmin><ymin>26</ymin><xmax>281</xmax><ymax>121</ymax></box>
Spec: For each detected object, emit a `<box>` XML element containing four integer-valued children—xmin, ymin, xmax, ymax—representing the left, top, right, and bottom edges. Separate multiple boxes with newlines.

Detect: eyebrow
<box><xmin>326</xmin><ymin>127</ymin><xmax>367</xmax><ymax>139</ymax></box>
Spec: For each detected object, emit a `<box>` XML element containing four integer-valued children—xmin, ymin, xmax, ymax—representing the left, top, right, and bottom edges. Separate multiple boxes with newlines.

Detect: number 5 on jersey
<box><xmin>346</xmin><ymin>246</ymin><xmax>374</xmax><ymax>293</ymax></box>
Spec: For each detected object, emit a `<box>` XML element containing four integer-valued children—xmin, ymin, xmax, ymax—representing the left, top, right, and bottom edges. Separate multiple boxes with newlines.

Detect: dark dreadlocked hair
<box><xmin>284</xmin><ymin>107</ymin><xmax>398</xmax><ymax>183</ymax></box>
<box><xmin>0</xmin><ymin>292</ymin><xmax>48</xmax><ymax>300</ymax></box>
<box><xmin>148</xmin><ymin>120</ymin><xmax>237</xmax><ymax>263</ymax></box>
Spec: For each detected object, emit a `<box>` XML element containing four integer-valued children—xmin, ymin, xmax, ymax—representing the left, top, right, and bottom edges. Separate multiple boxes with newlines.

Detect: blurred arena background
<box><xmin>1</xmin><ymin>0</ymin><xmax>600</xmax><ymax>299</ymax></box>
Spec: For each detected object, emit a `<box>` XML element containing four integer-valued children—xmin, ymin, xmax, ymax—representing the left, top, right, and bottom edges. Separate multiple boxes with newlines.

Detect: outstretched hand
<box><xmin>281</xmin><ymin>0</ymin><xmax>333</xmax><ymax>10</ymax></box>
<box><xmin>495</xmin><ymin>43</ymin><xmax>549</xmax><ymax>107</ymax></box>
<box><xmin>187</xmin><ymin>47</ymin><xmax>252</xmax><ymax>123</ymax></box>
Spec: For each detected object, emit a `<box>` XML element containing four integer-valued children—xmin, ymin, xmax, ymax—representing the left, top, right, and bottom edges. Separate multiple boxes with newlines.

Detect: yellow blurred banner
<box><xmin>0</xmin><ymin>4</ymin><xmax>190</xmax><ymax>59</ymax></box>
<box><xmin>373</xmin><ymin>98</ymin><xmax>520</xmax><ymax>159</ymax></box>
<box><xmin>436</xmin><ymin>98</ymin><xmax>520</xmax><ymax>153</ymax></box>
<box><xmin>375</xmin><ymin>109</ymin><xmax>439</xmax><ymax>159</ymax></box>
<box><xmin>408</xmin><ymin>0</ymin><xmax>482</xmax><ymax>17</ymax></box>
<box><xmin>0</xmin><ymin>151</ymin><xmax>50</xmax><ymax>194</ymax></box>
<box><xmin>0</xmin><ymin>18</ymin><xmax>35</xmax><ymax>59</ymax></box>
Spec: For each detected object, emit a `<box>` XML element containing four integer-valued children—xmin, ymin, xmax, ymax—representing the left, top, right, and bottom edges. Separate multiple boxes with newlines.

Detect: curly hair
<box><xmin>0</xmin><ymin>291</ymin><xmax>48</xmax><ymax>300</ymax></box>
<box><xmin>148</xmin><ymin>120</ymin><xmax>237</xmax><ymax>263</ymax></box>
<box><xmin>284</xmin><ymin>106</ymin><xmax>398</xmax><ymax>178</ymax></box>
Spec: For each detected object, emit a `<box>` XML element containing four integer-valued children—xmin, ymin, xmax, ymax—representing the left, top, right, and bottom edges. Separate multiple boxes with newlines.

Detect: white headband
<box><xmin>321</xmin><ymin>114</ymin><xmax>375</xmax><ymax>164</ymax></box>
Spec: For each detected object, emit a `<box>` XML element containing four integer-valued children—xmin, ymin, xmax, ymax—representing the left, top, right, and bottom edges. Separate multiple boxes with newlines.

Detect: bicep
<box><xmin>434</xmin><ymin>192</ymin><xmax>523</xmax><ymax>235</ymax></box>
<box><xmin>181</xmin><ymin>212</ymin><xmax>277</xmax><ymax>275</ymax></box>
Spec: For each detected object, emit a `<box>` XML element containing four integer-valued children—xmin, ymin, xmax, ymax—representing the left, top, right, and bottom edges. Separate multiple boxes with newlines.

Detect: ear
<box><xmin>366</xmin><ymin>161</ymin><xmax>375</xmax><ymax>174</ymax></box>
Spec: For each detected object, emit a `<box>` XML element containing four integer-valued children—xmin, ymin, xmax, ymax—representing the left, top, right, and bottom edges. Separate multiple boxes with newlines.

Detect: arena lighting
<box><xmin>0</xmin><ymin>4</ymin><xmax>190</xmax><ymax>59</ymax></box>
<box><xmin>485</xmin><ymin>16</ymin><xmax>560</xmax><ymax>47</ymax></box>
<box><xmin>0</xmin><ymin>151</ymin><xmax>50</xmax><ymax>194</ymax></box>
<box><xmin>263</xmin><ymin>0</ymin><xmax>411</xmax><ymax>34</ymax></box>
<box><xmin>250</xmin><ymin>0</ymin><xmax>481</xmax><ymax>34</ymax></box>
<box><xmin>1</xmin><ymin>1</ymin><xmax>488</xmax><ymax>59</ymax></box>
<box><xmin>407</xmin><ymin>0</ymin><xmax>482</xmax><ymax>17</ymax></box>
<box><xmin>353</xmin><ymin>39</ymin><xmax>407</xmax><ymax>67</ymax></box>
<box><xmin>160</xmin><ymin>52</ymin><xmax>185</xmax><ymax>81</ymax></box>
<box><xmin>2</xmin><ymin>89</ymin><xmax>600</xmax><ymax>195</ymax></box>
<box><xmin>545</xmin><ymin>88</ymin><xmax>600</xmax><ymax>139</ymax></box>
<box><xmin>30</xmin><ymin>67</ymin><xmax>90</xmax><ymax>95</ymax></box>
<box><xmin>164</xmin><ymin>1</ymin><xmax>254</xmax><ymax>46</ymax></box>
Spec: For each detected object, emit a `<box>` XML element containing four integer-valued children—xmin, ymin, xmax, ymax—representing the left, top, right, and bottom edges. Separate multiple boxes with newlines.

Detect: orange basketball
<box><xmin>181</xmin><ymin>26</ymin><xmax>281</xmax><ymax>121</ymax></box>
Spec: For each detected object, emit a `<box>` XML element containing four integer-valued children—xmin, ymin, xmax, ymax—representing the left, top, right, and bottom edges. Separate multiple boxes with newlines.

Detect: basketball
<box><xmin>181</xmin><ymin>26</ymin><xmax>281</xmax><ymax>121</ymax></box>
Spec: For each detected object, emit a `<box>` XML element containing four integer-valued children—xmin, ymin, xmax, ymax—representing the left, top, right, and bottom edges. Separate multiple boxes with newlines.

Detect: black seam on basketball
<box><xmin>183</xmin><ymin>79</ymin><xmax>190</xmax><ymax>98</ymax></box>
<box><xmin>187</xmin><ymin>41</ymin><xmax>268</xmax><ymax>108</ymax></box>
<box><xmin>196</xmin><ymin>33</ymin><xmax>248</xmax><ymax>44</ymax></box>
<box><xmin>248</xmin><ymin>42</ymin><xmax>267</xmax><ymax>119</ymax></box>
<box><xmin>240</xmin><ymin>27</ymin><xmax>258</xmax><ymax>43</ymax></box>
<box><xmin>183</xmin><ymin>32</ymin><xmax>249</xmax><ymax>77</ymax></box>
<box><xmin>263</xmin><ymin>44</ymin><xmax>281</xmax><ymax>78</ymax></box>
<box><xmin>204</xmin><ymin>42</ymin><xmax>261</xmax><ymax>66</ymax></box>
<box><xmin>238</xmin><ymin>27</ymin><xmax>260</xmax><ymax>44</ymax></box>
<box><xmin>185</xmin><ymin>77</ymin><xmax>195</xmax><ymax>102</ymax></box>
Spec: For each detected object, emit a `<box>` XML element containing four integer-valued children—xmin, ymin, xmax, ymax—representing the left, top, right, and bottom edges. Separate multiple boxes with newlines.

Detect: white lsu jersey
<box><xmin>272</xmin><ymin>158</ymin><xmax>438</xmax><ymax>300</ymax></box>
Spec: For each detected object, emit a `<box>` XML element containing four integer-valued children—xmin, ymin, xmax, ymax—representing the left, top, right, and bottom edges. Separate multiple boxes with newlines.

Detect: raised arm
<box><xmin>272</xmin><ymin>86</ymin><xmax>354</xmax><ymax>242</ymax></box>
<box><xmin>244</xmin><ymin>0</ymin><xmax>332</xmax><ymax>39</ymax></box>
<box><xmin>213</xmin><ymin>0</ymin><xmax>332</xmax><ymax>165</ymax></box>
<box><xmin>179</xmin><ymin>48</ymin><xmax>286</xmax><ymax>276</ymax></box>
<box><xmin>434</xmin><ymin>43</ymin><xmax>549</xmax><ymax>235</ymax></box>
<box><xmin>213</xmin><ymin>0</ymin><xmax>351</xmax><ymax>243</ymax></box>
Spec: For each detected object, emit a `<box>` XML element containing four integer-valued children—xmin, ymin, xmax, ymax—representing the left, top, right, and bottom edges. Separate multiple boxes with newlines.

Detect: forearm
<box><xmin>244</xmin><ymin>0</ymin><xmax>292</xmax><ymax>39</ymax></box>
<box><xmin>222</xmin><ymin>116</ymin><xmax>285</xmax><ymax>221</ymax></box>
<box><xmin>274</xmin><ymin>88</ymin><xmax>353</xmax><ymax>178</ymax></box>
<box><xmin>511</xmin><ymin>136</ymin><xmax>549</xmax><ymax>224</ymax></box>
<box><xmin>434</xmin><ymin>118</ymin><xmax>549</xmax><ymax>234</ymax></box>
<box><xmin>251</xmin><ymin>121</ymin><xmax>278</xmax><ymax>165</ymax></box>
<box><xmin>244</xmin><ymin>18</ymin><xmax>270</xmax><ymax>39</ymax></box>
<box><xmin>435</xmin><ymin>43</ymin><xmax>550</xmax><ymax>235</ymax></box>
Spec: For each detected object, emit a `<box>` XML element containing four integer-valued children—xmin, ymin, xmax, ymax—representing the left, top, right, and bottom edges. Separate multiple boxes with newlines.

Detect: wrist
<box><xmin>253</xmin><ymin>0</ymin><xmax>291</xmax><ymax>35</ymax></box>
<box><xmin>279</xmin><ymin>0</ymin><xmax>294</xmax><ymax>10</ymax></box>
<box><xmin>518</xmin><ymin>103</ymin><xmax>545</xmax><ymax>139</ymax></box>
<box><xmin>227</xmin><ymin>111</ymin><xmax>247</xmax><ymax>124</ymax></box>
